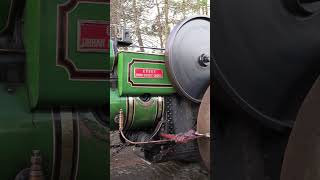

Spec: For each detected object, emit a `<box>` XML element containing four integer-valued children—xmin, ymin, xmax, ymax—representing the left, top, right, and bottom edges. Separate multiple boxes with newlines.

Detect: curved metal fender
<box><xmin>281</xmin><ymin>77</ymin><xmax>320</xmax><ymax>180</ymax></box>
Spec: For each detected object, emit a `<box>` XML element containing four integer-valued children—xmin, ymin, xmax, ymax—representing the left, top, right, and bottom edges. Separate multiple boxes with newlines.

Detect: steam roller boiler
<box><xmin>109</xmin><ymin>16</ymin><xmax>211</xmax><ymax>169</ymax></box>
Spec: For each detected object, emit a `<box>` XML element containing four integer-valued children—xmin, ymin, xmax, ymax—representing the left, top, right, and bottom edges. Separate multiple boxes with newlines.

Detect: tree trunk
<box><xmin>164</xmin><ymin>0</ymin><xmax>170</xmax><ymax>46</ymax></box>
<box><xmin>205</xmin><ymin>1</ymin><xmax>208</xmax><ymax>15</ymax></box>
<box><xmin>182</xmin><ymin>0</ymin><xmax>186</xmax><ymax>19</ymax></box>
<box><xmin>155</xmin><ymin>0</ymin><xmax>164</xmax><ymax>48</ymax></box>
<box><xmin>132</xmin><ymin>0</ymin><xmax>144</xmax><ymax>49</ymax></box>
<box><xmin>110</xmin><ymin>0</ymin><xmax>121</xmax><ymax>38</ymax></box>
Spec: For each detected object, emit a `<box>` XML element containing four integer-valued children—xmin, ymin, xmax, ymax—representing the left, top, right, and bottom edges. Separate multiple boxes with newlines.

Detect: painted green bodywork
<box><xmin>24</xmin><ymin>0</ymin><xmax>110</xmax><ymax>108</ymax></box>
<box><xmin>0</xmin><ymin>84</ymin><xmax>53</xmax><ymax>179</ymax></box>
<box><xmin>0</xmin><ymin>0</ymin><xmax>109</xmax><ymax>178</ymax></box>
<box><xmin>118</xmin><ymin>51</ymin><xmax>176</xmax><ymax>96</ymax></box>
<box><xmin>110</xmin><ymin>89</ymin><xmax>127</xmax><ymax>130</ymax></box>
<box><xmin>0</xmin><ymin>84</ymin><xmax>108</xmax><ymax>179</ymax></box>
<box><xmin>0</xmin><ymin>0</ymin><xmax>11</xmax><ymax>33</ymax></box>
<box><xmin>110</xmin><ymin>89</ymin><xmax>160</xmax><ymax>130</ymax></box>
<box><xmin>130</xmin><ymin>96</ymin><xmax>160</xmax><ymax>130</ymax></box>
<box><xmin>76</xmin><ymin>111</ymin><xmax>108</xmax><ymax>180</ymax></box>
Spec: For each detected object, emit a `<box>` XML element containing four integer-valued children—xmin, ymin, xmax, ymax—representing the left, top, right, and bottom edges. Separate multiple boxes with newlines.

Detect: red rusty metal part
<box><xmin>160</xmin><ymin>129</ymin><xmax>203</xmax><ymax>144</ymax></box>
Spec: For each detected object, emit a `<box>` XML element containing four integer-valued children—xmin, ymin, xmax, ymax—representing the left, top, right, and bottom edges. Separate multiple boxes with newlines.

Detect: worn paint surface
<box><xmin>110</xmin><ymin>89</ymin><xmax>162</xmax><ymax>130</ymax></box>
<box><xmin>0</xmin><ymin>84</ymin><xmax>108</xmax><ymax>179</ymax></box>
<box><xmin>24</xmin><ymin>0</ymin><xmax>110</xmax><ymax>108</ymax></box>
<box><xmin>0</xmin><ymin>0</ymin><xmax>109</xmax><ymax>179</ymax></box>
<box><xmin>0</xmin><ymin>85</ymin><xmax>53</xmax><ymax>179</ymax></box>
<box><xmin>118</xmin><ymin>51</ymin><xmax>175</xmax><ymax>96</ymax></box>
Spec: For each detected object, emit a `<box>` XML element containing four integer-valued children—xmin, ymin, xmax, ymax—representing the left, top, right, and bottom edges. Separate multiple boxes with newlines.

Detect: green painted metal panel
<box><xmin>130</xmin><ymin>96</ymin><xmax>161</xmax><ymax>130</ymax></box>
<box><xmin>77</xmin><ymin>111</ymin><xmax>108</xmax><ymax>180</ymax></box>
<box><xmin>0</xmin><ymin>0</ymin><xmax>11</xmax><ymax>33</ymax></box>
<box><xmin>110</xmin><ymin>89</ymin><xmax>127</xmax><ymax>130</ymax></box>
<box><xmin>24</xmin><ymin>0</ymin><xmax>110</xmax><ymax>108</ymax></box>
<box><xmin>110</xmin><ymin>89</ymin><xmax>163</xmax><ymax>130</ymax></box>
<box><xmin>0</xmin><ymin>84</ymin><xmax>108</xmax><ymax>179</ymax></box>
<box><xmin>0</xmin><ymin>85</ymin><xmax>53</xmax><ymax>179</ymax></box>
<box><xmin>118</xmin><ymin>51</ymin><xmax>176</xmax><ymax>96</ymax></box>
<box><xmin>25</xmin><ymin>0</ymin><xmax>40</xmax><ymax>108</ymax></box>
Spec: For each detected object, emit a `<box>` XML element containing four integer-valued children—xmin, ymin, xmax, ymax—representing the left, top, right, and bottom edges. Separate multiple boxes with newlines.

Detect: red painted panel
<box><xmin>134</xmin><ymin>68</ymin><xmax>164</xmax><ymax>79</ymax></box>
<box><xmin>78</xmin><ymin>21</ymin><xmax>109</xmax><ymax>52</ymax></box>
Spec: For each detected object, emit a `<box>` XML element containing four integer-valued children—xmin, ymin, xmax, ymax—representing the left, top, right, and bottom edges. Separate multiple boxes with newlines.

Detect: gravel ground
<box><xmin>110</xmin><ymin>131</ymin><xmax>210</xmax><ymax>180</ymax></box>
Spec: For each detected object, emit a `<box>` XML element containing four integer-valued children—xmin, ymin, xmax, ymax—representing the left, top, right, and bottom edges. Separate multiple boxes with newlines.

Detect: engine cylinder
<box><xmin>110</xmin><ymin>89</ymin><xmax>164</xmax><ymax>130</ymax></box>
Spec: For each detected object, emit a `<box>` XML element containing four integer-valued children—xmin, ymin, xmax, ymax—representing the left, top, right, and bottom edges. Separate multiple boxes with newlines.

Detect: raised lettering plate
<box><xmin>134</xmin><ymin>68</ymin><xmax>164</xmax><ymax>79</ymax></box>
<box><xmin>77</xmin><ymin>20</ymin><xmax>109</xmax><ymax>52</ymax></box>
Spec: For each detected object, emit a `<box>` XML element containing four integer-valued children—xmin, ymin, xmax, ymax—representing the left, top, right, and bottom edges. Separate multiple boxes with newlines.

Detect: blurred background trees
<box><xmin>110</xmin><ymin>0</ymin><xmax>210</xmax><ymax>48</ymax></box>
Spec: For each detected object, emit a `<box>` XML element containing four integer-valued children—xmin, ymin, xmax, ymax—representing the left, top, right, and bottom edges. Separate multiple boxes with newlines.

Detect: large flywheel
<box><xmin>212</xmin><ymin>0</ymin><xmax>320</xmax><ymax>128</ymax></box>
<box><xmin>165</xmin><ymin>16</ymin><xmax>210</xmax><ymax>103</ymax></box>
<box><xmin>281</xmin><ymin>77</ymin><xmax>320</xmax><ymax>180</ymax></box>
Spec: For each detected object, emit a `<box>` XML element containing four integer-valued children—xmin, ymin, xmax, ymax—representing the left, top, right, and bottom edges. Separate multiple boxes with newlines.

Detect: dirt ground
<box><xmin>110</xmin><ymin>131</ymin><xmax>210</xmax><ymax>180</ymax></box>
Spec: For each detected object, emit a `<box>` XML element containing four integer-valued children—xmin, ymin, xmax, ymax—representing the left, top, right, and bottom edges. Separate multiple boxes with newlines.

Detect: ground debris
<box><xmin>110</xmin><ymin>131</ymin><xmax>209</xmax><ymax>180</ymax></box>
